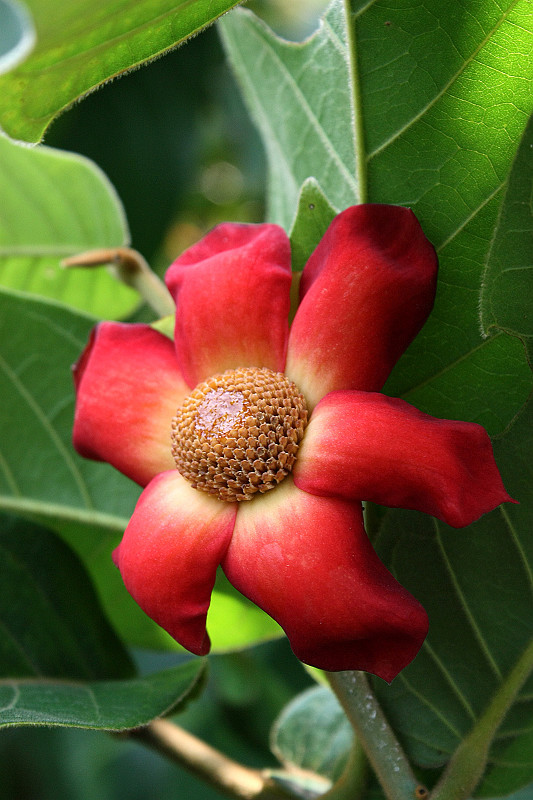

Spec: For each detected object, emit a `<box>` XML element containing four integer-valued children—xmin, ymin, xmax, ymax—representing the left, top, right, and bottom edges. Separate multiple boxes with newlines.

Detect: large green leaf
<box><xmin>0</xmin><ymin>659</ymin><xmax>203</xmax><ymax>729</ymax></box>
<box><xmin>0</xmin><ymin>0</ymin><xmax>243</xmax><ymax>143</ymax></box>
<box><xmin>0</xmin><ymin>514</ymin><xmax>206</xmax><ymax>730</ymax></box>
<box><xmin>384</xmin><ymin>115</ymin><xmax>533</xmax><ymax>435</ymax></box>
<box><xmin>0</xmin><ymin>514</ymin><xmax>134</xmax><ymax>681</ymax></box>
<box><xmin>371</xmin><ymin>395</ymin><xmax>533</xmax><ymax>797</ymax></box>
<box><xmin>219</xmin><ymin>0</ymin><xmax>533</xmax><ymax>434</ymax></box>
<box><xmin>0</xmin><ymin>287</ymin><xmax>282</xmax><ymax>655</ymax></box>
<box><xmin>220</xmin><ymin>1</ymin><xmax>358</xmax><ymax>225</ymax></box>
<box><xmin>220</xmin><ymin>3</ymin><xmax>533</xmax><ymax>794</ymax></box>
<box><xmin>0</xmin><ymin>134</ymin><xmax>139</xmax><ymax>317</ymax></box>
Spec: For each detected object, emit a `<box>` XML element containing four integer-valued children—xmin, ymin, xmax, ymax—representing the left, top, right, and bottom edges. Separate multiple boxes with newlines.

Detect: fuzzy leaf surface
<box><xmin>0</xmin><ymin>0</ymin><xmax>242</xmax><ymax>142</ymax></box>
<box><xmin>271</xmin><ymin>686</ymin><xmax>352</xmax><ymax>782</ymax></box>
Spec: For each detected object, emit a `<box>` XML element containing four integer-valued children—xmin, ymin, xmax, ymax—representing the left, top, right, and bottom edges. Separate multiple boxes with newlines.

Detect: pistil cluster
<box><xmin>171</xmin><ymin>367</ymin><xmax>308</xmax><ymax>501</ymax></box>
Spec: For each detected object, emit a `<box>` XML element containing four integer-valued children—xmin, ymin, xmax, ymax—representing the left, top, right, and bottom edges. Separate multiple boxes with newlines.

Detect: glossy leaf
<box><xmin>220</xmin><ymin>0</ymin><xmax>533</xmax><ymax>434</ymax></box>
<box><xmin>0</xmin><ymin>514</ymin><xmax>134</xmax><ymax>680</ymax></box>
<box><xmin>0</xmin><ymin>135</ymin><xmax>138</xmax><ymax>317</ymax></box>
<box><xmin>0</xmin><ymin>288</ymin><xmax>283</xmax><ymax>655</ymax></box>
<box><xmin>271</xmin><ymin>686</ymin><xmax>352</xmax><ymax>782</ymax></box>
<box><xmin>371</xmin><ymin>396</ymin><xmax>533</xmax><ymax>797</ymax></box>
<box><xmin>0</xmin><ymin>0</ymin><xmax>243</xmax><ymax>143</ymax></box>
<box><xmin>0</xmin><ymin>0</ymin><xmax>35</xmax><ymax>74</ymax></box>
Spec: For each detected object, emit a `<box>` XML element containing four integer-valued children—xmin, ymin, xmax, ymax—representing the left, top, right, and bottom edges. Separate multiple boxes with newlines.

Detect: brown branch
<box><xmin>130</xmin><ymin>718</ymin><xmax>293</xmax><ymax>800</ymax></box>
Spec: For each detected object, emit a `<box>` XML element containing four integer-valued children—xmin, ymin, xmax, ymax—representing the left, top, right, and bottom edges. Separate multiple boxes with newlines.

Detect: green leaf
<box><xmin>386</xmin><ymin>112</ymin><xmax>533</xmax><ymax>435</ymax></box>
<box><xmin>482</xmin><ymin>783</ymin><xmax>533</xmax><ymax>800</ymax></box>
<box><xmin>289</xmin><ymin>178</ymin><xmax>337</xmax><ymax>273</ymax></box>
<box><xmin>0</xmin><ymin>659</ymin><xmax>206</xmax><ymax>729</ymax></box>
<box><xmin>371</xmin><ymin>396</ymin><xmax>533</xmax><ymax>797</ymax></box>
<box><xmin>220</xmin><ymin>0</ymin><xmax>533</xmax><ymax>434</ymax></box>
<box><xmin>0</xmin><ymin>0</ymin><xmax>243</xmax><ymax>143</ymax></box>
<box><xmin>0</xmin><ymin>516</ymin><xmax>205</xmax><ymax>732</ymax></box>
<box><xmin>219</xmin><ymin>2</ymin><xmax>359</xmax><ymax>225</ymax></box>
<box><xmin>0</xmin><ymin>288</ymin><xmax>283</xmax><ymax>655</ymax></box>
<box><xmin>0</xmin><ymin>288</ymin><xmax>141</xmax><ymax>529</ymax></box>
<box><xmin>479</xmin><ymin>113</ymin><xmax>533</xmax><ymax>362</ymax></box>
<box><xmin>0</xmin><ymin>0</ymin><xmax>35</xmax><ymax>74</ymax></box>
<box><xmin>0</xmin><ymin>514</ymin><xmax>134</xmax><ymax>680</ymax></box>
<box><xmin>271</xmin><ymin>686</ymin><xmax>353</xmax><ymax>783</ymax></box>
<box><xmin>0</xmin><ymin>135</ymin><xmax>139</xmax><ymax>317</ymax></box>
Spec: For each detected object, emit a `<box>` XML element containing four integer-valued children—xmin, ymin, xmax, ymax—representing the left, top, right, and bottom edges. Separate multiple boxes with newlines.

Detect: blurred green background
<box><xmin>0</xmin><ymin>2</ymin><xmax>328</xmax><ymax>798</ymax></box>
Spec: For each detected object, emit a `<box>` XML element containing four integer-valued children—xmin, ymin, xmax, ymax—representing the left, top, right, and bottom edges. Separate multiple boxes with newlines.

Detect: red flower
<box><xmin>72</xmin><ymin>205</ymin><xmax>513</xmax><ymax>682</ymax></box>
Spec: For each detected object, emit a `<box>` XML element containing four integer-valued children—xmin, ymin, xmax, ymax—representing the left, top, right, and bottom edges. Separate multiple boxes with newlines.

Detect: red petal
<box><xmin>165</xmin><ymin>223</ymin><xmax>292</xmax><ymax>387</ymax></box>
<box><xmin>113</xmin><ymin>471</ymin><xmax>237</xmax><ymax>655</ymax></box>
<box><xmin>285</xmin><ymin>205</ymin><xmax>438</xmax><ymax>408</ymax></box>
<box><xmin>222</xmin><ymin>479</ymin><xmax>428</xmax><ymax>681</ymax></box>
<box><xmin>294</xmin><ymin>391</ymin><xmax>515</xmax><ymax>528</ymax></box>
<box><xmin>73</xmin><ymin>322</ymin><xmax>189</xmax><ymax>486</ymax></box>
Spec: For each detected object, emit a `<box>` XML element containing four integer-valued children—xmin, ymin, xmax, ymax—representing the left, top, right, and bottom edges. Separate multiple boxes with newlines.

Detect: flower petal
<box><xmin>285</xmin><ymin>205</ymin><xmax>438</xmax><ymax>408</ymax></box>
<box><xmin>294</xmin><ymin>391</ymin><xmax>515</xmax><ymax>528</ymax></box>
<box><xmin>73</xmin><ymin>322</ymin><xmax>189</xmax><ymax>486</ymax></box>
<box><xmin>222</xmin><ymin>479</ymin><xmax>428</xmax><ymax>681</ymax></box>
<box><xmin>165</xmin><ymin>223</ymin><xmax>292</xmax><ymax>387</ymax></box>
<box><xmin>113</xmin><ymin>471</ymin><xmax>237</xmax><ymax>655</ymax></box>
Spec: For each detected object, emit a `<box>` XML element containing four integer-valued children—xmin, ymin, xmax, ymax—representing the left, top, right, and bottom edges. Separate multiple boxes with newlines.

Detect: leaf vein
<box><xmin>0</xmin><ymin>353</ymin><xmax>93</xmax><ymax>509</ymax></box>
<box><xmin>436</xmin><ymin>524</ymin><xmax>502</xmax><ymax>681</ymax></box>
<box><xmin>398</xmin><ymin>669</ymin><xmax>463</xmax><ymax>740</ymax></box>
<box><xmin>423</xmin><ymin>640</ymin><xmax>477</xmax><ymax>721</ymax></box>
<box><xmin>368</xmin><ymin>0</ymin><xmax>521</xmax><ymax>159</ymax></box>
<box><xmin>500</xmin><ymin>505</ymin><xmax>533</xmax><ymax>596</ymax></box>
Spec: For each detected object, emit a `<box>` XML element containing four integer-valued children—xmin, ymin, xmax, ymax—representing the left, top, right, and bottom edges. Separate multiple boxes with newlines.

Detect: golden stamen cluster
<box><xmin>171</xmin><ymin>367</ymin><xmax>308</xmax><ymax>501</ymax></box>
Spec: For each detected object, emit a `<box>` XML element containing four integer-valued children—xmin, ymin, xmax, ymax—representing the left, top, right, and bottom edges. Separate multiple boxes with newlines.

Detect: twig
<box><xmin>131</xmin><ymin>718</ymin><xmax>293</xmax><ymax>800</ymax></box>
<box><xmin>62</xmin><ymin>247</ymin><xmax>175</xmax><ymax>318</ymax></box>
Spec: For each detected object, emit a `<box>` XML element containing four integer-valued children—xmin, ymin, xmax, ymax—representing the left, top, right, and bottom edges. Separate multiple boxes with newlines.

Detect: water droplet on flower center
<box><xmin>171</xmin><ymin>367</ymin><xmax>308</xmax><ymax>502</ymax></box>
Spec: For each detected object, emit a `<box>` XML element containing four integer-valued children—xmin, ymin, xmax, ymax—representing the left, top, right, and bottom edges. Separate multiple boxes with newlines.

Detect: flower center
<box><xmin>171</xmin><ymin>367</ymin><xmax>308</xmax><ymax>502</ymax></box>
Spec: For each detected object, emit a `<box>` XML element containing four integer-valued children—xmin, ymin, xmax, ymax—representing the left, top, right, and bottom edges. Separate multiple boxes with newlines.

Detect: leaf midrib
<box><xmin>0</xmin><ymin>495</ymin><xmax>128</xmax><ymax>534</ymax></box>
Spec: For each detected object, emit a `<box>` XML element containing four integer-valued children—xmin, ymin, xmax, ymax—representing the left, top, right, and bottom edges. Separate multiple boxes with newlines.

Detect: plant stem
<box><xmin>62</xmin><ymin>247</ymin><xmax>175</xmax><ymax>318</ymax></box>
<box><xmin>327</xmin><ymin>671</ymin><xmax>424</xmax><ymax>800</ymax></box>
<box><xmin>430</xmin><ymin>638</ymin><xmax>533</xmax><ymax>800</ymax></box>
<box><xmin>131</xmin><ymin>719</ymin><xmax>293</xmax><ymax>800</ymax></box>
